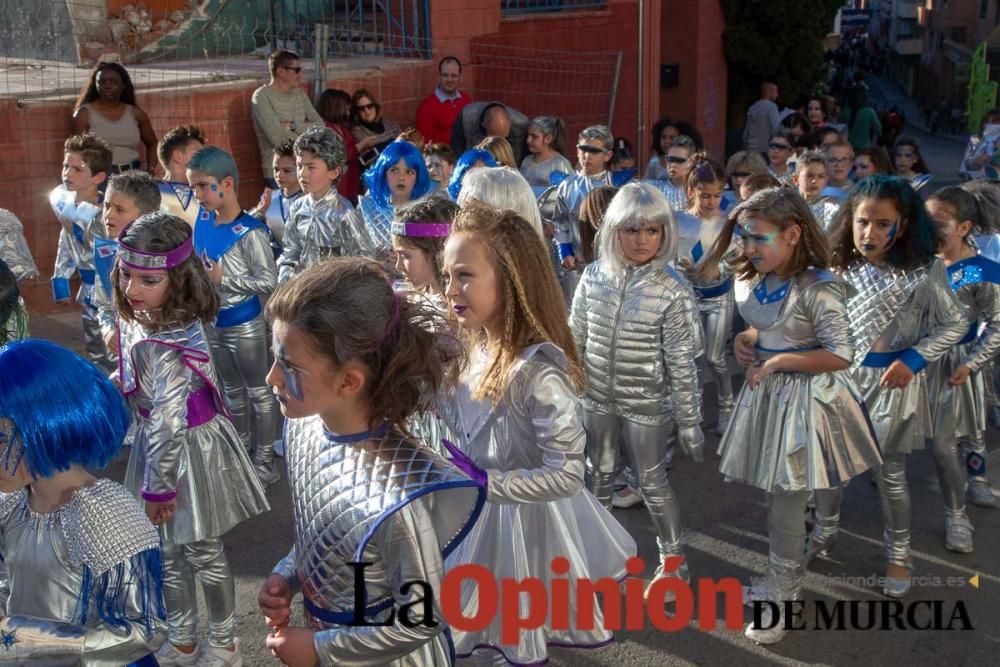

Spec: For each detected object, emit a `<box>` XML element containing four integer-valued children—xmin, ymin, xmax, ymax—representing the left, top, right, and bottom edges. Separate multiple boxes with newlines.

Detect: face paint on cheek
<box><xmin>275</xmin><ymin>344</ymin><xmax>305</xmax><ymax>402</ymax></box>
<box><xmin>885</xmin><ymin>222</ymin><xmax>898</xmax><ymax>248</ymax></box>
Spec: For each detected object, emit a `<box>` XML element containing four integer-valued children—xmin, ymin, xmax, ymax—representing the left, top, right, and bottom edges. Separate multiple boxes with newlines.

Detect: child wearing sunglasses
<box><xmin>647</xmin><ymin>135</ymin><xmax>697</xmax><ymax>212</ymax></box>
<box><xmin>766</xmin><ymin>130</ymin><xmax>796</xmax><ymax>186</ymax></box>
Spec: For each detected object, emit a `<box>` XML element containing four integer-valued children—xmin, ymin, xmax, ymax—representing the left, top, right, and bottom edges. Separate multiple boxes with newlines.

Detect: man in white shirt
<box><xmin>743</xmin><ymin>82</ymin><xmax>780</xmax><ymax>155</ymax></box>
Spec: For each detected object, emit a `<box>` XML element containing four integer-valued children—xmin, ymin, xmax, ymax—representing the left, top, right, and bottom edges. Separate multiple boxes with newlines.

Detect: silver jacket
<box><xmin>0</xmin><ymin>209</ymin><xmax>38</xmax><ymax>281</ymax></box>
<box><xmin>554</xmin><ymin>171</ymin><xmax>613</xmax><ymax>253</ymax></box>
<box><xmin>218</xmin><ymin>226</ymin><xmax>277</xmax><ymax>310</ymax></box>
<box><xmin>157</xmin><ymin>181</ymin><xmax>199</xmax><ymax>228</ymax></box>
<box><xmin>277</xmin><ymin>189</ymin><xmax>373</xmax><ymax>282</ymax></box>
<box><xmin>49</xmin><ymin>185</ymin><xmax>101</xmax><ymax>287</ymax></box>
<box><xmin>842</xmin><ymin>259</ymin><xmax>968</xmax><ymax>366</ymax></box>
<box><xmin>570</xmin><ymin>259</ymin><xmax>703</xmax><ymax>426</ymax></box>
<box><xmin>261</xmin><ymin>188</ymin><xmax>303</xmax><ymax>246</ymax></box>
<box><xmin>0</xmin><ymin>479</ymin><xmax>164</xmax><ymax>666</ymax></box>
<box><xmin>273</xmin><ymin>418</ymin><xmax>483</xmax><ymax>666</ymax></box>
<box><xmin>948</xmin><ymin>257</ymin><xmax>1000</xmax><ymax>373</ymax></box>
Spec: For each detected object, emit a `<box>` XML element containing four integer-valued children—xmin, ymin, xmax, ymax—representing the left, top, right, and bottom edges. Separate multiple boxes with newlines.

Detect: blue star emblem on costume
<box><xmin>1</xmin><ymin>629</ymin><xmax>19</xmax><ymax>649</ymax></box>
<box><xmin>691</xmin><ymin>240</ymin><xmax>704</xmax><ymax>263</ymax></box>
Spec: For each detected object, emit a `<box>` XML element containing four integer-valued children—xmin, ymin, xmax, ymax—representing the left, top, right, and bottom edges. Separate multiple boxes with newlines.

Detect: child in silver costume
<box><xmin>439</xmin><ymin>204</ymin><xmax>636</xmax><ymax>665</ymax></box>
<box><xmin>0</xmin><ymin>208</ymin><xmax>38</xmax><ymax>283</ymax></box>
<box><xmin>794</xmin><ymin>150</ymin><xmax>843</xmax><ymax>234</ymax></box>
<box><xmin>677</xmin><ymin>159</ymin><xmax>737</xmax><ymax>434</ymax></box>
<box><xmin>0</xmin><ymin>340</ymin><xmax>166</xmax><ymax>666</ymax></box>
<box><xmin>50</xmin><ymin>134</ymin><xmax>115</xmax><ymax>372</ymax></box>
<box><xmin>645</xmin><ymin>134</ymin><xmax>697</xmax><ymax>213</ymax></box>
<box><xmin>156</xmin><ymin>125</ymin><xmax>206</xmax><ymax>228</ymax></box>
<box><xmin>113</xmin><ymin>214</ymin><xmax>269</xmax><ymax>667</ymax></box>
<box><xmin>249</xmin><ymin>139</ymin><xmax>303</xmax><ymax>255</ymax></box>
<box><xmin>925</xmin><ymin>187</ymin><xmax>1000</xmax><ymax>550</ymax></box>
<box><xmin>823</xmin><ymin>175</ymin><xmax>968</xmax><ymax>598</ymax></box>
<box><xmin>357</xmin><ymin>140</ymin><xmax>434</xmax><ymax>257</ymax></box>
<box><xmin>0</xmin><ymin>260</ymin><xmax>29</xmax><ymax>345</ymax></box>
<box><xmin>520</xmin><ymin>115</ymin><xmax>573</xmax><ymax>189</ymax></box>
<box><xmin>259</xmin><ymin>258</ymin><xmax>483</xmax><ymax>666</ymax></box>
<box><xmin>724</xmin><ymin>188</ymin><xmax>881</xmax><ymax>645</ymax></box>
<box><xmin>570</xmin><ymin>182</ymin><xmax>705</xmax><ymax>599</ymax></box>
<box><xmin>187</xmin><ymin>146</ymin><xmax>281</xmax><ymax>488</ymax></box>
<box><xmin>277</xmin><ymin>126</ymin><xmax>372</xmax><ymax>282</ymax></box>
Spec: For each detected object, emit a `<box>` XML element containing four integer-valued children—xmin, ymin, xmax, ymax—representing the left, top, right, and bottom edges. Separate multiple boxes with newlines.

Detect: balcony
<box><xmin>893</xmin><ymin>35</ymin><xmax>924</xmax><ymax>54</ymax></box>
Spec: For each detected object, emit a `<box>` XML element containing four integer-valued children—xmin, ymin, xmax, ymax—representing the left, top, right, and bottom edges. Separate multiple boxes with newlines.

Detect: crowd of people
<box><xmin>0</xmin><ymin>45</ymin><xmax>998</xmax><ymax>667</ymax></box>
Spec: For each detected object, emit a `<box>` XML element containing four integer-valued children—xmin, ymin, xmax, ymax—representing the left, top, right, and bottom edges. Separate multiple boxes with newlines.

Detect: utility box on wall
<box><xmin>660</xmin><ymin>64</ymin><xmax>679</xmax><ymax>88</ymax></box>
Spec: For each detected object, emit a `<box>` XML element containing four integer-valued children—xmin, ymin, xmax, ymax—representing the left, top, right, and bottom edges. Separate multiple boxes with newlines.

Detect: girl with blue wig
<box><xmin>447</xmin><ymin>148</ymin><xmax>496</xmax><ymax>201</ymax></box>
<box><xmin>0</xmin><ymin>339</ymin><xmax>166</xmax><ymax>665</ymax></box>
<box><xmin>805</xmin><ymin>175</ymin><xmax>968</xmax><ymax>599</ymax></box>
<box><xmin>357</xmin><ymin>140</ymin><xmax>433</xmax><ymax>254</ymax></box>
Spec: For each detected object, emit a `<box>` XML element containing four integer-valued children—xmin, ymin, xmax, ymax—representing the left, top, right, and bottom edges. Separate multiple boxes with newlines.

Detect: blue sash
<box><xmin>193</xmin><ymin>210</ymin><xmax>268</xmax><ymax>263</ymax></box>
<box><xmin>303</xmin><ymin>595</ymin><xmax>394</xmax><ymax>626</ymax></box>
<box><xmin>215</xmin><ymin>296</ymin><xmax>262</xmax><ymax>328</ymax></box>
<box><xmin>959</xmin><ymin>323</ymin><xmax>979</xmax><ymax>346</ymax></box>
<box><xmin>94</xmin><ymin>237</ymin><xmax>119</xmax><ymax>295</ymax></box>
<box><xmin>947</xmin><ymin>255</ymin><xmax>1000</xmax><ymax>289</ymax></box>
<box><xmin>694</xmin><ymin>278</ymin><xmax>733</xmax><ymax>300</ymax></box>
<box><xmin>128</xmin><ymin>655</ymin><xmax>159</xmax><ymax>667</ymax></box>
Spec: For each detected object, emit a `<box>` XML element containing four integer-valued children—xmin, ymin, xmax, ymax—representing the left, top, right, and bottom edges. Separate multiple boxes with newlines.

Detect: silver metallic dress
<box><xmin>0</xmin><ymin>479</ymin><xmax>165</xmax><ymax>666</ymax></box>
<box><xmin>842</xmin><ymin>259</ymin><xmax>969</xmax><ymax>456</ymax></box>
<box><xmin>119</xmin><ymin>318</ymin><xmax>269</xmax><ymax>544</ymax></box>
<box><xmin>357</xmin><ymin>193</ymin><xmax>396</xmax><ymax>257</ymax></box>
<box><xmin>809</xmin><ymin>198</ymin><xmax>843</xmax><ymax>235</ymax></box>
<box><xmin>438</xmin><ymin>343</ymin><xmax>636</xmax><ymax>665</ymax></box>
<box><xmin>718</xmin><ymin>269</ymin><xmax>882</xmax><ymax>491</ymax></box>
<box><xmin>277</xmin><ymin>187</ymin><xmax>373</xmax><ymax>282</ymax></box>
<box><xmin>260</xmin><ymin>187</ymin><xmax>303</xmax><ymax>248</ymax></box>
<box><xmin>519</xmin><ymin>153</ymin><xmax>573</xmax><ymax>189</ymax></box>
<box><xmin>273</xmin><ymin>418</ymin><xmax>484</xmax><ymax>666</ymax></box>
<box><xmin>0</xmin><ymin>208</ymin><xmax>39</xmax><ymax>281</ymax></box>
<box><xmin>645</xmin><ymin>179</ymin><xmax>689</xmax><ymax>213</ymax></box>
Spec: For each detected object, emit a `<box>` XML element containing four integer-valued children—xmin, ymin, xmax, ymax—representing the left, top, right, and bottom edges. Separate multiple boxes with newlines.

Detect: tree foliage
<box><xmin>721</xmin><ymin>0</ymin><xmax>843</xmax><ymax>128</ymax></box>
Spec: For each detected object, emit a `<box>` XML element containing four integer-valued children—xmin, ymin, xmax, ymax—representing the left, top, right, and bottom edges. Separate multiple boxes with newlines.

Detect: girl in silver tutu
<box><xmin>113</xmin><ymin>213</ymin><xmax>270</xmax><ymax>667</ymax></box>
<box><xmin>925</xmin><ymin>186</ymin><xmax>1000</xmax><ymax>551</ymax></box>
<box><xmin>439</xmin><ymin>203</ymin><xmax>636</xmax><ymax>665</ymax></box>
<box><xmin>721</xmin><ymin>188</ymin><xmax>881</xmax><ymax>645</ymax></box>
<box><xmin>826</xmin><ymin>175</ymin><xmax>968</xmax><ymax>599</ymax></box>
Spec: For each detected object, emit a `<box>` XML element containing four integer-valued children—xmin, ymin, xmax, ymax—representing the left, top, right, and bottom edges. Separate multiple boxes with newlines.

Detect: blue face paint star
<box><xmin>885</xmin><ymin>221</ymin><xmax>898</xmax><ymax>247</ymax></box>
<box><xmin>741</xmin><ymin>223</ymin><xmax>779</xmax><ymax>249</ymax></box>
<box><xmin>1</xmin><ymin>629</ymin><xmax>19</xmax><ymax>649</ymax></box>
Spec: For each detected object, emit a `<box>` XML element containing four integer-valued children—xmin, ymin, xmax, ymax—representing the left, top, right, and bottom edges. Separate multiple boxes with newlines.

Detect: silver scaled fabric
<box><xmin>645</xmin><ymin>178</ymin><xmax>689</xmax><ymax>212</ymax></box>
<box><xmin>809</xmin><ymin>198</ymin><xmax>843</xmax><ymax>235</ymax></box>
<box><xmin>357</xmin><ymin>194</ymin><xmax>396</xmax><ymax>258</ymax></box>
<box><xmin>157</xmin><ymin>181</ymin><xmax>200</xmax><ymax>228</ymax></box>
<box><xmin>208</xmin><ymin>226</ymin><xmax>281</xmax><ymax>469</ymax></box>
<box><xmin>927</xmin><ymin>256</ymin><xmax>1000</xmax><ymax>510</ymax></box>
<box><xmin>273</xmin><ymin>418</ymin><xmax>485</xmax><ymax>666</ymax></box>
<box><xmin>119</xmin><ymin>318</ymin><xmax>270</xmax><ymax>544</ymax></box>
<box><xmin>437</xmin><ymin>343</ymin><xmax>637</xmax><ymax>665</ymax></box>
<box><xmin>718</xmin><ymin>269</ymin><xmax>882</xmax><ymax>491</ymax></box>
<box><xmin>48</xmin><ymin>185</ymin><xmax>114</xmax><ymax>372</ymax></box>
<box><xmin>261</xmin><ymin>188</ymin><xmax>303</xmax><ymax>247</ymax></box>
<box><xmin>0</xmin><ymin>208</ymin><xmax>38</xmax><ymax>281</ymax></box>
<box><xmin>842</xmin><ymin>259</ymin><xmax>969</xmax><ymax>456</ymax></box>
<box><xmin>0</xmin><ymin>479</ymin><xmax>165</xmax><ymax>666</ymax></box>
<box><xmin>676</xmin><ymin>211</ymin><xmax>736</xmax><ymax>418</ymax></box>
<box><xmin>277</xmin><ymin>188</ymin><xmax>373</xmax><ymax>282</ymax></box>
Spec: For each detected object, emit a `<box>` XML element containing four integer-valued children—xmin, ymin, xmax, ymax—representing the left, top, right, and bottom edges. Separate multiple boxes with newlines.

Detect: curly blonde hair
<box><xmin>450</xmin><ymin>203</ymin><xmax>584</xmax><ymax>402</ymax></box>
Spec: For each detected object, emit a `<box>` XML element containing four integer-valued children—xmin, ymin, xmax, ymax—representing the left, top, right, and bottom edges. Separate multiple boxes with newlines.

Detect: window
<box><xmin>501</xmin><ymin>0</ymin><xmax>608</xmax><ymax>15</ymax></box>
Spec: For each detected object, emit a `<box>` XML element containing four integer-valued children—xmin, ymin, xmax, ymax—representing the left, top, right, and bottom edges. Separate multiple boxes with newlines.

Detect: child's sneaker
<box><xmin>155</xmin><ymin>641</ymin><xmax>199</xmax><ymax>667</ymax></box>
<box><xmin>195</xmin><ymin>639</ymin><xmax>243</xmax><ymax>667</ymax></box>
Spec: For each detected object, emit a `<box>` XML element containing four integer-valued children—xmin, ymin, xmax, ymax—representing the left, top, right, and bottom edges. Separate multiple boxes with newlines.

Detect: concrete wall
<box><xmin>0</xmin><ymin>0</ymin><xmax>77</xmax><ymax>62</ymax></box>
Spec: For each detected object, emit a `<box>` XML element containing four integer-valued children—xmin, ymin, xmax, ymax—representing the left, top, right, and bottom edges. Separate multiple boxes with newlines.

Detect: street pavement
<box><xmin>22</xmin><ymin>123</ymin><xmax>999</xmax><ymax>665</ymax></box>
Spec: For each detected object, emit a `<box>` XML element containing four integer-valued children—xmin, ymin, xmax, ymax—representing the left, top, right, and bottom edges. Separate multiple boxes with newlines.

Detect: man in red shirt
<box><xmin>415</xmin><ymin>56</ymin><xmax>472</xmax><ymax>145</ymax></box>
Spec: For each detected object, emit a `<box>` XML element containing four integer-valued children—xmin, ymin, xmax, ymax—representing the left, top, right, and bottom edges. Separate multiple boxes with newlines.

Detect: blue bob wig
<box><xmin>363</xmin><ymin>140</ymin><xmax>432</xmax><ymax>212</ymax></box>
<box><xmin>187</xmin><ymin>145</ymin><xmax>240</xmax><ymax>189</ymax></box>
<box><xmin>0</xmin><ymin>340</ymin><xmax>130</xmax><ymax>477</ymax></box>
<box><xmin>448</xmin><ymin>149</ymin><xmax>497</xmax><ymax>200</ymax></box>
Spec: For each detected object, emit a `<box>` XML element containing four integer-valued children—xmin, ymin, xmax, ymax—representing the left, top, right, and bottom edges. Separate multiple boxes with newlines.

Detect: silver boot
<box><xmin>967</xmin><ymin>479</ymin><xmax>997</xmax><ymax>508</ymax></box>
<box><xmin>944</xmin><ymin>510</ymin><xmax>974</xmax><ymax>554</ymax></box>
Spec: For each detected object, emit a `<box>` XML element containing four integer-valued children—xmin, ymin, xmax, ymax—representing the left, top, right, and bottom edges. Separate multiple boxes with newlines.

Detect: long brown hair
<box><xmin>112</xmin><ymin>213</ymin><xmax>219</xmax><ymax>327</ymax></box>
<box><xmin>704</xmin><ymin>187</ymin><xmax>830</xmax><ymax>281</ymax></box>
<box><xmin>450</xmin><ymin>204</ymin><xmax>585</xmax><ymax>402</ymax></box>
<box><xmin>578</xmin><ymin>185</ymin><xmax>618</xmax><ymax>264</ymax></box>
<box><xmin>266</xmin><ymin>257</ymin><xmax>460</xmax><ymax>433</ymax></box>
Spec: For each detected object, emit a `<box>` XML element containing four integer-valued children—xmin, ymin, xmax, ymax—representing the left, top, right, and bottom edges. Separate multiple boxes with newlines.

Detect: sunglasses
<box><xmin>577</xmin><ymin>144</ymin><xmax>609</xmax><ymax>154</ymax></box>
<box><xmin>769</xmin><ymin>142</ymin><xmax>791</xmax><ymax>150</ymax></box>
<box><xmin>665</xmin><ymin>156</ymin><xmax>689</xmax><ymax>164</ymax></box>
<box><xmin>730</xmin><ymin>171</ymin><xmax>752</xmax><ymax>178</ymax></box>
<box><xmin>356</xmin><ymin>102</ymin><xmax>377</xmax><ymax>111</ymax></box>
<box><xmin>281</xmin><ymin>66</ymin><xmax>302</xmax><ymax>73</ymax></box>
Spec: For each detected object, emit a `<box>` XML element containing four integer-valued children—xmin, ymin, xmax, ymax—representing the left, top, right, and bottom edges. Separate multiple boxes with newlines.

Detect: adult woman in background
<box><xmin>318</xmin><ymin>88</ymin><xmax>361</xmax><ymax>203</ymax></box>
<box><xmin>350</xmin><ymin>88</ymin><xmax>402</xmax><ymax>167</ymax></box>
<box><xmin>72</xmin><ymin>62</ymin><xmax>157</xmax><ymax>173</ymax></box>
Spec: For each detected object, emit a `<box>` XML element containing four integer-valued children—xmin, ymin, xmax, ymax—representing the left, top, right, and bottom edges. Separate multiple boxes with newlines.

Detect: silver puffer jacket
<box><xmin>570</xmin><ymin>258</ymin><xmax>703</xmax><ymax>426</ymax></box>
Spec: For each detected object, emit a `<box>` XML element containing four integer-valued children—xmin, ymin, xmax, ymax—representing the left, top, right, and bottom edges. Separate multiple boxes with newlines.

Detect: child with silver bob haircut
<box><xmin>457</xmin><ymin>165</ymin><xmax>545</xmax><ymax>239</ymax></box>
<box><xmin>570</xmin><ymin>181</ymin><xmax>705</xmax><ymax>602</ymax></box>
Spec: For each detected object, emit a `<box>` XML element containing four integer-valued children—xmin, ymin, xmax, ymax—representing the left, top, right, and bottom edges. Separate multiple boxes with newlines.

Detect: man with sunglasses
<box><xmin>251</xmin><ymin>49</ymin><xmax>323</xmax><ymax>188</ymax></box>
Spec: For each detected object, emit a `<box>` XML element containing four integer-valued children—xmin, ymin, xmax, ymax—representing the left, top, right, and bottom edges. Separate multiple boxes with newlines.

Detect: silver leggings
<box><xmin>930</xmin><ymin>432</ymin><xmax>968</xmax><ymax>512</ymax></box>
<box><xmin>765</xmin><ymin>490</ymin><xmax>810</xmax><ymax>602</ymax></box>
<box><xmin>698</xmin><ymin>294</ymin><xmax>735</xmax><ymax>416</ymax></box>
<box><xmin>81</xmin><ymin>300</ymin><xmax>115</xmax><ymax>373</ymax></box>
<box><xmin>584</xmin><ymin>411</ymin><xmax>684</xmax><ymax>558</ymax></box>
<box><xmin>207</xmin><ymin>314</ymin><xmax>279</xmax><ymax>467</ymax></box>
<box><xmin>161</xmin><ymin>538</ymin><xmax>236</xmax><ymax>648</ymax></box>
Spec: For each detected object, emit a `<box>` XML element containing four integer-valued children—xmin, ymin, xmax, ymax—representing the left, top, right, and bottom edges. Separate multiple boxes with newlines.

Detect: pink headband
<box><xmin>390</xmin><ymin>221</ymin><xmax>451</xmax><ymax>238</ymax></box>
<box><xmin>117</xmin><ymin>222</ymin><xmax>194</xmax><ymax>271</ymax></box>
